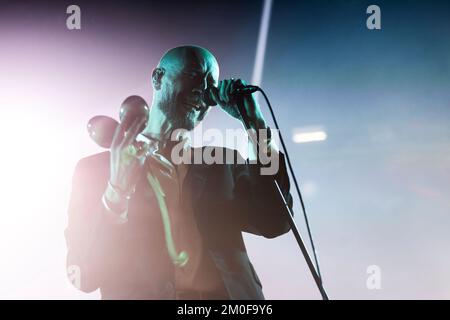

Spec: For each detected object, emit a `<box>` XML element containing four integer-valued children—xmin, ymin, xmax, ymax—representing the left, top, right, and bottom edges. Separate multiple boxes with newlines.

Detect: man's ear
<box><xmin>152</xmin><ymin>67</ymin><xmax>165</xmax><ymax>90</ymax></box>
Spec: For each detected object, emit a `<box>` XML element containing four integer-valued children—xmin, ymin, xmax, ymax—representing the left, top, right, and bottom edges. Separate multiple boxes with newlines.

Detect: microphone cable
<box><xmin>255</xmin><ymin>87</ymin><xmax>323</xmax><ymax>282</ymax></box>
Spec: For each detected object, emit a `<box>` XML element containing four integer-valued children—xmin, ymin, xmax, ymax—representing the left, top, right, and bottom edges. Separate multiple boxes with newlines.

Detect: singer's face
<box><xmin>157</xmin><ymin>48</ymin><xmax>219</xmax><ymax>130</ymax></box>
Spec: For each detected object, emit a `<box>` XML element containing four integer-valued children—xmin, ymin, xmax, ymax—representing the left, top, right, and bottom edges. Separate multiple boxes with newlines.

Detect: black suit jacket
<box><xmin>65</xmin><ymin>146</ymin><xmax>293</xmax><ymax>299</ymax></box>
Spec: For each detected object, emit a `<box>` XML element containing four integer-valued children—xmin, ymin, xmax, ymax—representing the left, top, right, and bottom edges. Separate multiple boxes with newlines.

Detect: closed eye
<box><xmin>183</xmin><ymin>71</ymin><xmax>200</xmax><ymax>79</ymax></box>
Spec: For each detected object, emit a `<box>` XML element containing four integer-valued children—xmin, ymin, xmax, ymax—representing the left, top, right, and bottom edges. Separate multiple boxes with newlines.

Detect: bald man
<box><xmin>65</xmin><ymin>46</ymin><xmax>293</xmax><ymax>300</ymax></box>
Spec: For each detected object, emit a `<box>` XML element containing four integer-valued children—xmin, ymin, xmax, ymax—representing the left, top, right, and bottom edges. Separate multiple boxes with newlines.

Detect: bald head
<box><xmin>150</xmin><ymin>45</ymin><xmax>220</xmax><ymax>131</ymax></box>
<box><xmin>158</xmin><ymin>46</ymin><xmax>218</xmax><ymax>74</ymax></box>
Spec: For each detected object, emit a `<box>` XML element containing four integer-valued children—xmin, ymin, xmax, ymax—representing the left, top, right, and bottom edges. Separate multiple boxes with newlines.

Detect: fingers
<box><xmin>227</xmin><ymin>80</ymin><xmax>235</xmax><ymax>103</ymax></box>
<box><xmin>209</xmin><ymin>86</ymin><xmax>221</xmax><ymax>105</ymax></box>
<box><xmin>219</xmin><ymin>80</ymin><xmax>229</xmax><ymax>104</ymax></box>
<box><xmin>112</xmin><ymin>110</ymin><xmax>139</xmax><ymax>147</ymax></box>
<box><xmin>215</xmin><ymin>78</ymin><xmax>247</xmax><ymax>105</ymax></box>
<box><xmin>112</xmin><ymin>112</ymin><xmax>148</xmax><ymax>149</ymax></box>
<box><xmin>119</xmin><ymin>117</ymin><xmax>147</xmax><ymax>149</ymax></box>
<box><xmin>111</xmin><ymin>119</ymin><xmax>127</xmax><ymax>149</ymax></box>
<box><xmin>132</xmin><ymin>139</ymin><xmax>151</xmax><ymax>160</ymax></box>
<box><xmin>237</xmin><ymin>78</ymin><xmax>246</xmax><ymax>86</ymax></box>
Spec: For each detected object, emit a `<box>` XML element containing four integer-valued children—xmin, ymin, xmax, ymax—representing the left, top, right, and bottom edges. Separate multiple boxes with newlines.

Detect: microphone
<box><xmin>87</xmin><ymin>95</ymin><xmax>149</xmax><ymax>149</ymax></box>
<box><xmin>202</xmin><ymin>85</ymin><xmax>259</xmax><ymax>106</ymax></box>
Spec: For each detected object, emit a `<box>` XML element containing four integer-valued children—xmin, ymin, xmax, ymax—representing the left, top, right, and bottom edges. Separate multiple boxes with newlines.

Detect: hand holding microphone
<box><xmin>202</xmin><ymin>79</ymin><xmax>259</xmax><ymax>107</ymax></box>
<box><xmin>203</xmin><ymin>79</ymin><xmax>266</xmax><ymax>131</ymax></box>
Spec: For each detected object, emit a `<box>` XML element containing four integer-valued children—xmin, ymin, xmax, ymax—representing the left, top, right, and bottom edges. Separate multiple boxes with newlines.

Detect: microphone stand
<box><xmin>235</xmin><ymin>94</ymin><xmax>329</xmax><ymax>300</ymax></box>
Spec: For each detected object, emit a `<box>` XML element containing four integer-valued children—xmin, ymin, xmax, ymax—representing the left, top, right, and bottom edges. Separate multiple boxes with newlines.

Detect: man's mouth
<box><xmin>183</xmin><ymin>102</ymin><xmax>202</xmax><ymax>112</ymax></box>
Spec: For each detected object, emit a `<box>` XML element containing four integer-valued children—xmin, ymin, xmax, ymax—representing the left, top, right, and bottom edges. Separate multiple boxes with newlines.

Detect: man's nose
<box><xmin>192</xmin><ymin>78</ymin><xmax>208</xmax><ymax>105</ymax></box>
<box><xmin>196</xmin><ymin>76</ymin><xmax>208</xmax><ymax>91</ymax></box>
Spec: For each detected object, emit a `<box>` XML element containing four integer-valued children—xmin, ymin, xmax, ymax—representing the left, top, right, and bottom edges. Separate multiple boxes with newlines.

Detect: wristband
<box><xmin>101</xmin><ymin>193</ymin><xmax>129</xmax><ymax>222</ymax></box>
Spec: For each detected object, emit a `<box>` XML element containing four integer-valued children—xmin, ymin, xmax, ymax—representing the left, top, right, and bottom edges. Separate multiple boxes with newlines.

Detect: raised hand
<box><xmin>209</xmin><ymin>78</ymin><xmax>267</xmax><ymax>130</ymax></box>
<box><xmin>109</xmin><ymin>116</ymin><xmax>149</xmax><ymax>197</ymax></box>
